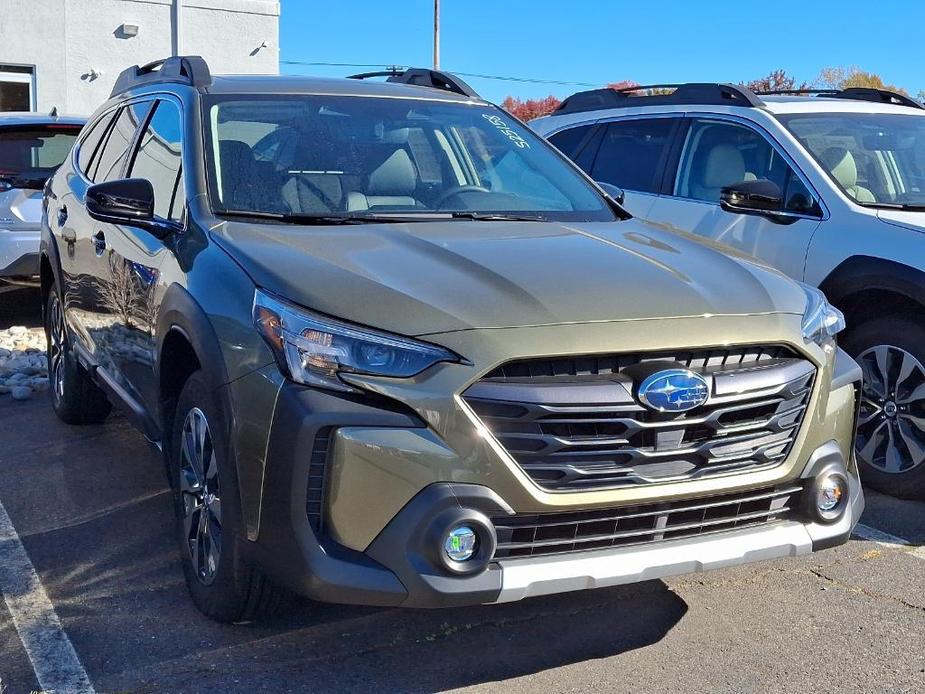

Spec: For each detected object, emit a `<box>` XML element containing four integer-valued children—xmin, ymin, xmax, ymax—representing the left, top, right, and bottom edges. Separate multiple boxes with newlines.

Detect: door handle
<box><xmin>57</xmin><ymin>205</ymin><xmax>68</xmax><ymax>227</ymax></box>
<box><xmin>93</xmin><ymin>231</ymin><xmax>107</xmax><ymax>257</ymax></box>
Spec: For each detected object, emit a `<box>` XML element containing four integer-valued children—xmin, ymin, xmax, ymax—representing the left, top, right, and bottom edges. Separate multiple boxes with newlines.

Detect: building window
<box><xmin>0</xmin><ymin>65</ymin><xmax>35</xmax><ymax>112</ymax></box>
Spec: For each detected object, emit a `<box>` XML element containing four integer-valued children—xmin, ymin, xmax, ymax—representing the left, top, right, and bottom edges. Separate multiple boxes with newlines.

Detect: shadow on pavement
<box><xmin>0</xmin><ymin>286</ymin><xmax>42</xmax><ymax>330</ymax></box>
<box><xmin>0</xmin><ymin>395</ymin><xmax>688</xmax><ymax>693</ymax></box>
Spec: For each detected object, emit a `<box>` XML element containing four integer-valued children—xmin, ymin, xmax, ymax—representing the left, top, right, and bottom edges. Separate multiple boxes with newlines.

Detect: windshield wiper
<box><xmin>449</xmin><ymin>211</ymin><xmax>547</xmax><ymax>222</ymax></box>
<box><xmin>858</xmin><ymin>202</ymin><xmax>925</xmax><ymax>211</ymax></box>
<box><xmin>215</xmin><ymin>210</ymin><xmax>442</xmax><ymax>225</ymax></box>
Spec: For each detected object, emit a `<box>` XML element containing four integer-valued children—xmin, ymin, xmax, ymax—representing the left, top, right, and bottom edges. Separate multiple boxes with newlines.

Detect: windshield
<box><xmin>780</xmin><ymin>112</ymin><xmax>925</xmax><ymax>208</ymax></box>
<box><xmin>0</xmin><ymin>124</ymin><xmax>81</xmax><ymax>189</ymax></box>
<box><xmin>202</xmin><ymin>94</ymin><xmax>615</xmax><ymax>222</ymax></box>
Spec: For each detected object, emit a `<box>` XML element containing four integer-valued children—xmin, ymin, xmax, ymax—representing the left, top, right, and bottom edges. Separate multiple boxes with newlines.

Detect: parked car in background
<box><xmin>532</xmin><ymin>84</ymin><xmax>925</xmax><ymax>499</ymax></box>
<box><xmin>0</xmin><ymin>111</ymin><xmax>84</xmax><ymax>284</ymax></box>
<box><xmin>42</xmin><ymin>58</ymin><xmax>862</xmax><ymax>622</ymax></box>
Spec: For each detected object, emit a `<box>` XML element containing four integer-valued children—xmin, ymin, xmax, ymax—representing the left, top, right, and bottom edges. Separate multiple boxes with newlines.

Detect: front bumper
<box><xmin>228</xmin><ymin>318</ymin><xmax>863</xmax><ymax>609</ymax></box>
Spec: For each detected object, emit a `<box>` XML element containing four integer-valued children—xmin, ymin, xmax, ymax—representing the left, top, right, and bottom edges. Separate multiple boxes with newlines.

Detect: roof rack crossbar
<box><xmin>553</xmin><ymin>82</ymin><xmax>762</xmax><ymax>115</ymax></box>
<box><xmin>110</xmin><ymin>55</ymin><xmax>212</xmax><ymax>98</ymax></box>
<box><xmin>347</xmin><ymin>67</ymin><xmax>479</xmax><ymax>98</ymax></box>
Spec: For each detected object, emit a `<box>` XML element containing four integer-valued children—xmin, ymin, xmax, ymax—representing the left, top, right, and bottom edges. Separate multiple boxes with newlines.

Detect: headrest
<box><xmin>820</xmin><ymin>147</ymin><xmax>858</xmax><ymax>189</ymax></box>
<box><xmin>701</xmin><ymin>144</ymin><xmax>746</xmax><ymax>189</ymax></box>
<box><xmin>367</xmin><ymin>149</ymin><xmax>417</xmax><ymax>196</ymax></box>
<box><xmin>219</xmin><ymin>139</ymin><xmax>255</xmax><ymax>169</ymax></box>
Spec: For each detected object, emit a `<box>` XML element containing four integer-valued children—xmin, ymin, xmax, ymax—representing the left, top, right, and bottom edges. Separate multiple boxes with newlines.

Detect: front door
<box><xmin>645</xmin><ymin>117</ymin><xmax>823</xmax><ymax>280</ymax></box>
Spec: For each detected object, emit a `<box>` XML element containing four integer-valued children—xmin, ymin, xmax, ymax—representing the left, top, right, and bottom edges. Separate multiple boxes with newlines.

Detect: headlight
<box><xmin>799</xmin><ymin>283</ymin><xmax>845</xmax><ymax>347</ymax></box>
<box><xmin>253</xmin><ymin>289</ymin><xmax>458</xmax><ymax>392</ymax></box>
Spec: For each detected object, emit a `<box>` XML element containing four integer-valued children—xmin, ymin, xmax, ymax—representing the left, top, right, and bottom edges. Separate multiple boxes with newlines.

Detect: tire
<box><xmin>44</xmin><ymin>285</ymin><xmax>112</xmax><ymax>425</ymax></box>
<box><xmin>170</xmin><ymin>370</ymin><xmax>287</xmax><ymax>622</ymax></box>
<box><xmin>841</xmin><ymin>316</ymin><xmax>925</xmax><ymax>500</ymax></box>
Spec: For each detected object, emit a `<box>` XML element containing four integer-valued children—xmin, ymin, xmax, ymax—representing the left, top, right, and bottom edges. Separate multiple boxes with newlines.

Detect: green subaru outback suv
<box><xmin>41</xmin><ymin>57</ymin><xmax>863</xmax><ymax>622</ymax></box>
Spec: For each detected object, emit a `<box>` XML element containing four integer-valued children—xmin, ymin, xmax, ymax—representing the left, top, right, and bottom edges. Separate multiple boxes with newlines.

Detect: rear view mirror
<box><xmin>720</xmin><ymin>179</ymin><xmax>783</xmax><ymax>215</ymax></box>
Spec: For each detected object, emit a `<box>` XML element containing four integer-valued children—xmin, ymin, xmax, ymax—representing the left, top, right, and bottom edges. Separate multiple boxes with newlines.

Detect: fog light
<box><xmin>814</xmin><ymin>473</ymin><xmax>848</xmax><ymax>522</ymax></box>
<box><xmin>444</xmin><ymin>526</ymin><xmax>478</xmax><ymax>562</ymax></box>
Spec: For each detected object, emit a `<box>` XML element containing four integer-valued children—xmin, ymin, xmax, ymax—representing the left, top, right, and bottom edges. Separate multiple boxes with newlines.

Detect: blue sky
<box><xmin>279</xmin><ymin>1</ymin><xmax>923</xmax><ymax>104</ymax></box>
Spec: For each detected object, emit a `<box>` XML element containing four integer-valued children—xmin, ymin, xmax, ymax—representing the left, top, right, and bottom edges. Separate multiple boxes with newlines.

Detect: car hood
<box><xmin>877</xmin><ymin>209</ymin><xmax>925</xmax><ymax>234</ymax></box>
<box><xmin>211</xmin><ymin>218</ymin><xmax>806</xmax><ymax>336</ymax></box>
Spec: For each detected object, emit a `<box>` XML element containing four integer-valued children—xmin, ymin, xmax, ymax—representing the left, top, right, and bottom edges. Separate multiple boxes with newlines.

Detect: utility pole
<box><xmin>433</xmin><ymin>0</ymin><xmax>440</xmax><ymax>70</ymax></box>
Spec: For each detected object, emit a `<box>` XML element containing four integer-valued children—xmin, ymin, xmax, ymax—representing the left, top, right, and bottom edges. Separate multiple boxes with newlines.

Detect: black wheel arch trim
<box><xmin>819</xmin><ymin>255</ymin><xmax>925</xmax><ymax>312</ymax></box>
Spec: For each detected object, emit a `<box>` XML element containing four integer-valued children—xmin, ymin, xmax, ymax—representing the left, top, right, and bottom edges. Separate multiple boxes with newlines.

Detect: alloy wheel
<box><xmin>179</xmin><ymin>407</ymin><xmax>223</xmax><ymax>586</ymax></box>
<box><xmin>856</xmin><ymin>344</ymin><xmax>925</xmax><ymax>474</ymax></box>
<box><xmin>48</xmin><ymin>293</ymin><xmax>66</xmax><ymax>404</ymax></box>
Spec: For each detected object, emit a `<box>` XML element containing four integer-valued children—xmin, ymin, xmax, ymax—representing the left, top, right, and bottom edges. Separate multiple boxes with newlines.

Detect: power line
<box><xmin>280</xmin><ymin>60</ymin><xmax>600</xmax><ymax>88</ymax></box>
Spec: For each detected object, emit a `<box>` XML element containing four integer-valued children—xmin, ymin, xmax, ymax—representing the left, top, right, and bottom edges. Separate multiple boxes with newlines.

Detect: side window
<box><xmin>77</xmin><ymin>110</ymin><xmax>118</xmax><ymax>177</ymax></box>
<box><xmin>548</xmin><ymin>125</ymin><xmax>594</xmax><ymax>158</ymax></box>
<box><xmin>128</xmin><ymin>100</ymin><xmax>185</xmax><ymax>221</ymax></box>
<box><xmin>589</xmin><ymin>119</ymin><xmax>675</xmax><ymax>193</ymax></box>
<box><xmin>92</xmin><ymin>100</ymin><xmax>152</xmax><ymax>183</ymax></box>
<box><xmin>406</xmin><ymin>128</ymin><xmax>442</xmax><ymax>184</ymax></box>
<box><xmin>675</xmin><ymin>119</ymin><xmax>793</xmax><ymax>205</ymax></box>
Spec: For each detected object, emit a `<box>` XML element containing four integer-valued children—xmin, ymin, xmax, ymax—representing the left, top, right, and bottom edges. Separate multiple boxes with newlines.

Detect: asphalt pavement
<box><xmin>0</xmin><ymin>287</ymin><xmax>923</xmax><ymax>693</ymax></box>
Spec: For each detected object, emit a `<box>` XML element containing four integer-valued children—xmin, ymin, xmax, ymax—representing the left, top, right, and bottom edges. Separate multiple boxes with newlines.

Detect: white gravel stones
<box><xmin>0</xmin><ymin>326</ymin><xmax>47</xmax><ymax>403</ymax></box>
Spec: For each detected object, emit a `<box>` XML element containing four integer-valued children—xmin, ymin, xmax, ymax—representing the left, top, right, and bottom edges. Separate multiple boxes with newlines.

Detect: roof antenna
<box><xmin>49</xmin><ymin>106</ymin><xmax>58</xmax><ymax>117</ymax></box>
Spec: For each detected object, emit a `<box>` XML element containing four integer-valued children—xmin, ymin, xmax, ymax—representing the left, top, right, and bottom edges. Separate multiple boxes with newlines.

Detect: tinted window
<box><xmin>128</xmin><ymin>100</ymin><xmax>184</xmax><ymax>221</ymax></box>
<box><xmin>548</xmin><ymin>125</ymin><xmax>594</xmax><ymax>158</ymax></box>
<box><xmin>92</xmin><ymin>101</ymin><xmax>152</xmax><ymax>183</ymax></box>
<box><xmin>676</xmin><ymin>119</ymin><xmax>792</xmax><ymax>204</ymax></box>
<box><xmin>590</xmin><ymin>119</ymin><xmax>675</xmax><ymax>193</ymax></box>
<box><xmin>77</xmin><ymin>112</ymin><xmax>117</xmax><ymax>176</ymax></box>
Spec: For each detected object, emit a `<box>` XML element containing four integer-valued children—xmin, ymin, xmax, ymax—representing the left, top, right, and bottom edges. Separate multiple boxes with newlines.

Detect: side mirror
<box><xmin>720</xmin><ymin>179</ymin><xmax>783</xmax><ymax>215</ymax></box>
<box><xmin>86</xmin><ymin>178</ymin><xmax>172</xmax><ymax>238</ymax></box>
<box><xmin>596</xmin><ymin>181</ymin><xmax>625</xmax><ymax>205</ymax></box>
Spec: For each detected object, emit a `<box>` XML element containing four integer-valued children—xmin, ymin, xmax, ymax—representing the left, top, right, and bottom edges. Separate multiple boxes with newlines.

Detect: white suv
<box><xmin>532</xmin><ymin>84</ymin><xmax>925</xmax><ymax>499</ymax></box>
<box><xmin>0</xmin><ymin>112</ymin><xmax>84</xmax><ymax>283</ymax></box>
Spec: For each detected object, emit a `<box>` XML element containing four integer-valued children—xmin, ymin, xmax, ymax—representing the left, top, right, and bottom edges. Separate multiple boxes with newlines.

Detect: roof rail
<box><xmin>554</xmin><ymin>83</ymin><xmax>762</xmax><ymax>115</ymax></box>
<box><xmin>755</xmin><ymin>87</ymin><xmax>925</xmax><ymax>110</ymax></box>
<box><xmin>347</xmin><ymin>67</ymin><xmax>480</xmax><ymax>99</ymax></box>
<box><xmin>832</xmin><ymin>87</ymin><xmax>925</xmax><ymax>110</ymax></box>
<box><xmin>110</xmin><ymin>55</ymin><xmax>212</xmax><ymax>98</ymax></box>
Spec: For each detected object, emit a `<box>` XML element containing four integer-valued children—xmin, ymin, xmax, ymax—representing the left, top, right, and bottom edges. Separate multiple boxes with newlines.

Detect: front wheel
<box><xmin>171</xmin><ymin>371</ymin><xmax>287</xmax><ymax>622</ymax></box>
<box><xmin>842</xmin><ymin>316</ymin><xmax>925</xmax><ymax>499</ymax></box>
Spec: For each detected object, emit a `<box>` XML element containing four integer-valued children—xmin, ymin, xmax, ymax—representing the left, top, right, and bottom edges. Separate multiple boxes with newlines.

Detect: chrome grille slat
<box><xmin>492</xmin><ymin>484</ymin><xmax>804</xmax><ymax>558</ymax></box>
<box><xmin>465</xmin><ymin>346</ymin><xmax>815</xmax><ymax>491</ymax></box>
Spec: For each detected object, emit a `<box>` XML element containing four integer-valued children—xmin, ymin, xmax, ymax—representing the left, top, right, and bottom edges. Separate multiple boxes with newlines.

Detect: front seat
<box><xmin>820</xmin><ymin>147</ymin><xmax>875</xmax><ymax>203</ymax></box>
<box><xmin>689</xmin><ymin>144</ymin><xmax>750</xmax><ymax>202</ymax></box>
<box><xmin>347</xmin><ymin>149</ymin><xmax>420</xmax><ymax>211</ymax></box>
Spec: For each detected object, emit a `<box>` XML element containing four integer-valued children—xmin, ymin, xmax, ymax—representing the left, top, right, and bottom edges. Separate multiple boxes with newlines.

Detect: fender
<box><xmin>155</xmin><ymin>282</ymin><xmax>232</xmax><ymax>395</ymax></box>
<box><xmin>819</xmin><ymin>255</ymin><xmax>925</xmax><ymax>310</ymax></box>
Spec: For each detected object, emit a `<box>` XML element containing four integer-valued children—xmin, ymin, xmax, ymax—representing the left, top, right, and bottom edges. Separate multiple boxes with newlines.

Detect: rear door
<box><xmin>61</xmin><ymin>99</ymin><xmax>153</xmax><ymax>364</ymax></box>
<box><xmin>645</xmin><ymin>116</ymin><xmax>824</xmax><ymax>279</ymax></box>
<box><xmin>549</xmin><ymin>117</ymin><xmax>681</xmax><ymax>219</ymax></box>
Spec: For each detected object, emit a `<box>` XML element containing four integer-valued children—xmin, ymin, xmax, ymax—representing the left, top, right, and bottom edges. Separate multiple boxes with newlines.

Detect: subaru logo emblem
<box><xmin>637</xmin><ymin>369</ymin><xmax>710</xmax><ymax>413</ymax></box>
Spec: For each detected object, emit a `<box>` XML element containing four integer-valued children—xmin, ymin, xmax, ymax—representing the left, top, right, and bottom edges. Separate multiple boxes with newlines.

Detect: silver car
<box><xmin>532</xmin><ymin>83</ymin><xmax>925</xmax><ymax>500</ymax></box>
<box><xmin>0</xmin><ymin>112</ymin><xmax>84</xmax><ymax>283</ymax></box>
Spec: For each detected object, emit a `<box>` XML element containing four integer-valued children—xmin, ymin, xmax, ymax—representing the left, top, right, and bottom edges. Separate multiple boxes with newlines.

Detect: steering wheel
<box><xmin>433</xmin><ymin>185</ymin><xmax>490</xmax><ymax>209</ymax></box>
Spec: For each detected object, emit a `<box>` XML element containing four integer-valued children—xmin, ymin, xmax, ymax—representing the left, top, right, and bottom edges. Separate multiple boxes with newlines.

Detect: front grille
<box><xmin>464</xmin><ymin>346</ymin><xmax>815</xmax><ymax>491</ymax></box>
<box><xmin>306</xmin><ymin>427</ymin><xmax>333</xmax><ymax>533</ymax></box>
<box><xmin>493</xmin><ymin>484</ymin><xmax>803</xmax><ymax>559</ymax></box>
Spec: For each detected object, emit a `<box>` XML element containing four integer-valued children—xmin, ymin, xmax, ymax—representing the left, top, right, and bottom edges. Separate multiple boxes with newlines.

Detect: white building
<box><xmin>0</xmin><ymin>0</ymin><xmax>280</xmax><ymax>116</ymax></box>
